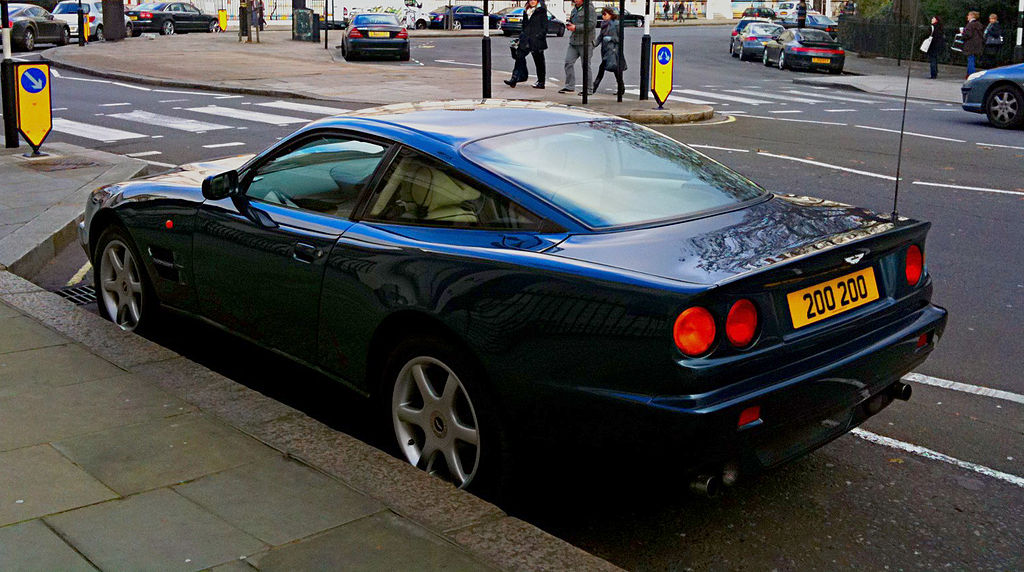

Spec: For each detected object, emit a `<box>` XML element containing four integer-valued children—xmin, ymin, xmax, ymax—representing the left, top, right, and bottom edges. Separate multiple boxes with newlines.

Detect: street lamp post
<box><xmin>639</xmin><ymin>0</ymin><xmax>650</xmax><ymax>100</ymax></box>
<box><xmin>1</xmin><ymin>0</ymin><xmax>18</xmax><ymax>148</ymax></box>
<box><xmin>78</xmin><ymin>0</ymin><xmax>85</xmax><ymax>45</ymax></box>
<box><xmin>482</xmin><ymin>0</ymin><xmax>491</xmax><ymax>98</ymax></box>
<box><xmin>1016</xmin><ymin>0</ymin><xmax>1023</xmax><ymax>62</ymax></box>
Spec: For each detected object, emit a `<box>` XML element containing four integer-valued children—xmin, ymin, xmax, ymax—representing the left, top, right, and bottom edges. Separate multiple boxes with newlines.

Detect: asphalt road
<box><xmin>18</xmin><ymin>26</ymin><xmax>1024</xmax><ymax>570</ymax></box>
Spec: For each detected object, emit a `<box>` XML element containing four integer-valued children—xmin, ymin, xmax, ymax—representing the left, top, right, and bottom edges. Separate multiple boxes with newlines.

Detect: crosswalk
<box><xmin>48</xmin><ymin>99</ymin><xmax>355</xmax><ymax>145</ymax></box>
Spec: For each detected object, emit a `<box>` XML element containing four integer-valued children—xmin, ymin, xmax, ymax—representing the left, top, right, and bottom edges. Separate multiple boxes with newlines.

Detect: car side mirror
<box><xmin>202</xmin><ymin>170</ymin><xmax>240</xmax><ymax>200</ymax></box>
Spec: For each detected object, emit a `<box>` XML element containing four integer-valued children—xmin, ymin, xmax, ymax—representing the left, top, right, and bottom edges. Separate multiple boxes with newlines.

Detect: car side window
<box><xmin>364</xmin><ymin>148</ymin><xmax>543</xmax><ymax>230</ymax></box>
<box><xmin>185</xmin><ymin>5</ymin><xmax>200</xmax><ymax>13</ymax></box>
<box><xmin>245</xmin><ymin>135</ymin><xmax>388</xmax><ymax>219</ymax></box>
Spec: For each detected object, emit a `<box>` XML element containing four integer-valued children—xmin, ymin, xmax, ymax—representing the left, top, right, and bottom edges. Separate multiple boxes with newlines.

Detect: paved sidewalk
<box><xmin>794</xmin><ymin>53</ymin><xmax>965</xmax><ymax>103</ymax></box>
<box><xmin>0</xmin><ymin>146</ymin><xmax>621</xmax><ymax>570</ymax></box>
<box><xmin>42</xmin><ymin>30</ymin><xmax>712</xmax><ymax>122</ymax></box>
<box><xmin>0</xmin><ymin>144</ymin><xmax>146</xmax><ymax>279</ymax></box>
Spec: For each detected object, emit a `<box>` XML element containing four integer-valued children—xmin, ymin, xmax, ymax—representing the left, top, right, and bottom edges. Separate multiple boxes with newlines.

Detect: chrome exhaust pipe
<box><xmin>890</xmin><ymin>381</ymin><xmax>912</xmax><ymax>401</ymax></box>
<box><xmin>689</xmin><ymin>474</ymin><xmax>722</xmax><ymax>498</ymax></box>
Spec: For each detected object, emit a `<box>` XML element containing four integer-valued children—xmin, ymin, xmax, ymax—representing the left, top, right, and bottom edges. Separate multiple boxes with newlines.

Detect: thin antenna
<box><xmin>891</xmin><ymin>0</ymin><xmax>923</xmax><ymax>221</ymax></box>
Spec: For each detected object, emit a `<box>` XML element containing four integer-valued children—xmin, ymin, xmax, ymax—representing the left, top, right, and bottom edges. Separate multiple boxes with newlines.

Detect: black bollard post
<box><xmin>1</xmin><ymin>0</ymin><xmax>18</xmax><ymax>148</ymax></box>
<box><xmin>482</xmin><ymin>0</ymin><xmax>491</xmax><ymax>98</ymax></box>
<box><xmin>617</xmin><ymin>0</ymin><xmax>625</xmax><ymax>102</ymax></box>
<box><xmin>77</xmin><ymin>0</ymin><xmax>85</xmax><ymax>45</ymax></box>
<box><xmin>582</xmin><ymin>0</ymin><xmax>590</xmax><ymax>104</ymax></box>
<box><xmin>639</xmin><ymin>0</ymin><xmax>650</xmax><ymax>100</ymax></box>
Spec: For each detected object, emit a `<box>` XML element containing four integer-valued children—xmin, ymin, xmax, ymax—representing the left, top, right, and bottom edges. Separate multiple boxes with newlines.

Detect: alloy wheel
<box><xmin>452</xmin><ymin>20</ymin><xmax>462</xmax><ymax>30</ymax></box>
<box><xmin>96</xmin><ymin>25</ymin><xmax>104</xmax><ymax>41</ymax></box>
<box><xmin>392</xmin><ymin>356</ymin><xmax>481</xmax><ymax>488</ymax></box>
<box><xmin>23</xmin><ymin>29</ymin><xmax>34</xmax><ymax>50</ymax></box>
<box><xmin>209</xmin><ymin>20</ymin><xmax>218</xmax><ymax>32</ymax></box>
<box><xmin>98</xmin><ymin>239</ymin><xmax>145</xmax><ymax>331</ymax></box>
<box><xmin>763</xmin><ymin>49</ymin><xmax>770</xmax><ymax>66</ymax></box>
<box><xmin>778</xmin><ymin>51</ymin><xmax>786</xmax><ymax>70</ymax></box>
<box><xmin>162</xmin><ymin>20</ymin><xmax>174</xmax><ymax>35</ymax></box>
<box><xmin>987</xmin><ymin>88</ymin><xmax>1021</xmax><ymax>128</ymax></box>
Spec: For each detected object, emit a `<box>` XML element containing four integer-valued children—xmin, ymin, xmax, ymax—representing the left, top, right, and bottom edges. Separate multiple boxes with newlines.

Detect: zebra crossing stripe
<box><xmin>724</xmin><ymin>89</ymin><xmax>821</xmax><ymax>104</ymax></box>
<box><xmin>107</xmin><ymin>110</ymin><xmax>232</xmax><ymax>132</ymax></box>
<box><xmin>623</xmin><ymin>89</ymin><xmax>715</xmax><ymax>105</ymax></box>
<box><xmin>677</xmin><ymin>89</ymin><xmax>774</xmax><ymax>105</ymax></box>
<box><xmin>185</xmin><ymin>106</ymin><xmax>308</xmax><ymax>125</ymax></box>
<box><xmin>783</xmin><ymin>90</ymin><xmax>884</xmax><ymax>103</ymax></box>
<box><xmin>256</xmin><ymin>100</ymin><xmax>352</xmax><ymax>115</ymax></box>
<box><xmin>51</xmin><ymin>118</ymin><xmax>147</xmax><ymax>142</ymax></box>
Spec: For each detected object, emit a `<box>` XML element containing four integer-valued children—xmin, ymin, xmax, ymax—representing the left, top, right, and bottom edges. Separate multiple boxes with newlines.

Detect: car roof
<box><xmin>306</xmin><ymin>100</ymin><xmax>618</xmax><ymax>147</ymax></box>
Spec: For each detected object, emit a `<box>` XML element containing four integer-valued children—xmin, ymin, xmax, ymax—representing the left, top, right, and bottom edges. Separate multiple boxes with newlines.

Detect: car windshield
<box><xmin>809</xmin><ymin>15</ymin><xmax>836</xmax><ymax>25</ymax></box>
<box><xmin>463</xmin><ymin>121</ymin><xmax>766</xmax><ymax>228</ymax></box>
<box><xmin>136</xmin><ymin>3</ymin><xmax>166</xmax><ymax>10</ymax></box>
<box><xmin>353</xmin><ymin>14</ymin><xmax>398</xmax><ymax>25</ymax></box>
<box><xmin>797</xmin><ymin>29</ymin><xmax>834</xmax><ymax>41</ymax></box>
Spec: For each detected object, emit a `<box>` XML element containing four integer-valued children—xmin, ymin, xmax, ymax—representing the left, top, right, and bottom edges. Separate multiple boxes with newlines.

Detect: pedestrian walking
<box><xmin>662</xmin><ymin>0</ymin><xmax>669</xmax><ymax>20</ymax></box>
<box><xmin>591</xmin><ymin>7</ymin><xmax>627</xmax><ymax>96</ymax></box>
<box><xmin>559</xmin><ymin>0</ymin><xmax>597</xmax><ymax>94</ymax></box>
<box><xmin>505</xmin><ymin>0</ymin><xmax>548</xmax><ymax>89</ymax></box>
<box><xmin>923</xmin><ymin>16</ymin><xmax>944</xmax><ymax>79</ymax></box>
<box><xmin>962</xmin><ymin>11</ymin><xmax>984</xmax><ymax>76</ymax></box>
<box><xmin>982</xmin><ymin>13</ymin><xmax>1003</xmax><ymax>68</ymax></box>
<box><xmin>796</xmin><ymin>0</ymin><xmax>807</xmax><ymax>28</ymax></box>
<box><xmin>253</xmin><ymin>0</ymin><xmax>266</xmax><ymax>31</ymax></box>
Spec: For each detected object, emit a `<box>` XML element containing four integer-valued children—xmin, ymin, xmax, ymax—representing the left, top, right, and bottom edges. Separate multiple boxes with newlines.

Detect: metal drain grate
<box><xmin>56</xmin><ymin>285</ymin><xmax>97</xmax><ymax>305</ymax></box>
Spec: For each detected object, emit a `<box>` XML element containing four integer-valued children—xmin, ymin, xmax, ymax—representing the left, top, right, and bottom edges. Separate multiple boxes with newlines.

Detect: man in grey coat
<box><xmin>558</xmin><ymin>0</ymin><xmax>597</xmax><ymax>94</ymax></box>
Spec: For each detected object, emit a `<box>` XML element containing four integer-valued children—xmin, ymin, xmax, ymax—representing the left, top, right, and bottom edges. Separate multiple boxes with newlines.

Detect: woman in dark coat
<box><xmin>925</xmin><ymin>16</ymin><xmax>945</xmax><ymax>79</ymax></box>
<box><xmin>591</xmin><ymin>7</ymin><xmax>626</xmax><ymax>96</ymax></box>
<box><xmin>504</xmin><ymin>0</ymin><xmax>548</xmax><ymax>89</ymax></box>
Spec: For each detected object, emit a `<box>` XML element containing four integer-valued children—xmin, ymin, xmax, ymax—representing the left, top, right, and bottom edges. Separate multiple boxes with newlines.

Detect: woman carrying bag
<box><xmin>920</xmin><ymin>16</ymin><xmax>945</xmax><ymax>80</ymax></box>
<box><xmin>591</xmin><ymin>7</ymin><xmax>626</xmax><ymax>96</ymax></box>
<box><xmin>505</xmin><ymin>0</ymin><xmax>548</xmax><ymax>89</ymax></box>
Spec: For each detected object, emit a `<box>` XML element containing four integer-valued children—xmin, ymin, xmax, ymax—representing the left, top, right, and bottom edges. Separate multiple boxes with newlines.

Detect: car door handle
<box><xmin>293</xmin><ymin>242</ymin><xmax>322</xmax><ymax>263</ymax></box>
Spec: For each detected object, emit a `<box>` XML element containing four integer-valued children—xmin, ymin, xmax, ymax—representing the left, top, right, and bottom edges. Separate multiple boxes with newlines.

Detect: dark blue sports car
<box><xmin>79</xmin><ymin>101</ymin><xmax>946</xmax><ymax>493</ymax></box>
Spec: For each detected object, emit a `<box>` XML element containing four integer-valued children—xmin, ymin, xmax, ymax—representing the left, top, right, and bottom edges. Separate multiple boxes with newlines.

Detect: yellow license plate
<box><xmin>787</xmin><ymin>267</ymin><xmax>879</xmax><ymax>329</ymax></box>
<box><xmin>368</xmin><ymin>31</ymin><xmax>389</xmax><ymax>37</ymax></box>
<box><xmin>129</xmin><ymin>15</ymin><xmax>138</xmax><ymax>19</ymax></box>
<box><xmin>811</xmin><ymin>57</ymin><xmax>831</xmax><ymax>63</ymax></box>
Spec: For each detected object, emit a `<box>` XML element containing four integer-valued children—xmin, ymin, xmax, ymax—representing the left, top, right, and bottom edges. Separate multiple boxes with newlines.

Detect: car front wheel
<box><xmin>94</xmin><ymin>226</ymin><xmax>159</xmax><ymax>333</ymax></box>
<box><xmin>763</xmin><ymin>48</ymin><xmax>771</xmax><ymax>66</ymax></box>
<box><xmin>985</xmin><ymin>85</ymin><xmax>1023</xmax><ymax>129</ymax></box>
<box><xmin>778</xmin><ymin>51</ymin><xmax>787</xmax><ymax>70</ymax></box>
<box><xmin>58</xmin><ymin>26</ymin><xmax>70</xmax><ymax>45</ymax></box>
<box><xmin>95</xmin><ymin>24</ymin><xmax>104</xmax><ymax>41</ymax></box>
<box><xmin>385</xmin><ymin>336</ymin><xmax>504</xmax><ymax>492</ymax></box>
<box><xmin>208</xmin><ymin>20</ymin><xmax>218</xmax><ymax>32</ymax></box>
<box><xmin>415</xmin><ymin>19</ymin><xmax>427</xmax><ymax>29</ymax></box>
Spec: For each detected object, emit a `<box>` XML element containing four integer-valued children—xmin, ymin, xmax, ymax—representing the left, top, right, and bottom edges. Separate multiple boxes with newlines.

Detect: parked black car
<box><xmin>499</xmin><ymin>7</ymin><xmax>564</xmax><ymax>37</ymax></box>
<box><xmin>613</xmin><ymin>8</ymin><xmax>645</xmax><ymax>28</ymax></box>
<box><xmin>125</xmin><ymin>2</ymin><xmax>219</xmax><ymax>36</ymax></box>
<box><xmin>5</xmin><ymin>3</ymin><xmax>71</xmax><ymax>51</ymax></box>
<box><xmin>428</xmin><ymin>5</ymin><xmax>502</xmax><ymax>30</ymax></box>
<box><xmin>341</xmin><ymin>13</ymin><xmax>410</xmax><ymax>61</ymax></box>
<box><xmin>741</xmin><ymin>6</ymin><xmax>776</xmax><ymax>19</ymax></box>
<box><xmin>763</xmin><ymin>28</ymin><xmax>845</xmax><ymax>73</ymax></box>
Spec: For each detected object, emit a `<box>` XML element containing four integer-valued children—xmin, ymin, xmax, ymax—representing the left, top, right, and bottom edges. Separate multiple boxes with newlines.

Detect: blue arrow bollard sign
<box><xmin>20</xmin><ymin>68</ymin><xmax>47</xmax><ymax>94</ymax></box>
<box><xmin>657</xmin><ymin>46</ymin><xmax>671</xmax><ymax>65</ymax></box>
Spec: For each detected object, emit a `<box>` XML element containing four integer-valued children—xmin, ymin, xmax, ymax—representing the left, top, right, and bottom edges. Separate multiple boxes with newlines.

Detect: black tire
<box><xmin>208</xmin><ymin>20</ymin><xmax>218</xmax><ymax>32</ymax></box>
<box><xmin>399</xmin><ymin>49</ymin><xmax>410</xmax><ymax>61</ymax></box>
<box><xmin>58</xmin><ymin>26</ymin><xmax>70</xmax><ymax>45</ymax></box>
<box><xmin>95</xmin><ymin>24</ymin><xmax>104</xmax><ymax>41</ymax></box>
<box><xmin>125</xmin><ymin>22</ymin><xmax>132</xmax><ymax>37</ymax></box>
<box><xmin>985</xmin><ymin>84</ymin><xmax>1024</xmax><ymax>129</ymax></box>
<box><xmin>161</xmin><ymin>19</ymin><xmax>174</xmax><ymax>35</ymax></box>
<box><xmin>738</xmin><ymin>44</ymin><xmax>747</xmax><ymax>61</ymax></box>
<box><xmin>778</xmin><ymin>50</ymin><xmax>787</xmax><ymax>70</ymax></box>
<box><xmin>415</xmin><ymin>19</ymin><xmax>427</xmax><ymax>29</ymax></box>
<box><xmin>829</xmin><ymin>67</ymin><xmax>842</xmax><ymax>75</ymax></box>
<box><xmin>636</xmin><ymin>18</ymin><xmax>643</xmax><ymax>27</ymax></box>
<box><xmin>381</xmin><ymin>334</ymin><xmax>508</xmax><ymax>496</ymax></box>
<box><xmin>92</xmin><ymin>225</ymin><xmax>161</xmax><ymax>333</ymax></box>
<box><xmin>20</xmin><ymin>27</ymin><xmax>35</xmax><ymax>51</ymax></box>
<box><xmin>763</xmin><ymin>48</ymin><xmax>771</xmax><ymax>66</ymax></box>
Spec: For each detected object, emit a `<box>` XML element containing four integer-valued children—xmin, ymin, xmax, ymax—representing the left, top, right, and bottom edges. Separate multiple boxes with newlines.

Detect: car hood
<box><xmin>140</xmin><ymin>154</ymin><xmax>254</xmax><ymax>187</ymax></box>
<box><xmin>549</xmin><ymin>195</ymin><xmax>900</xmax><ymax>286</ymax></box>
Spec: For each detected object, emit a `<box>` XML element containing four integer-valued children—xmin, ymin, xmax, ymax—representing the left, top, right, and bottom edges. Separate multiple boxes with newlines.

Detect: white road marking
<box><xmin>126</xmin><ymin>151</ymin><xmax>162</xmax><ymax>157</ymax></box>
<box><xmin>158</xmin><ymin>98</ymin><xmax>189</xmax><ymax>103</ymax></box>
<box><xmin>52</xmin><ymin>118</ymin><xmax>147</xmax><ymax>142</ymax></box>
<box><xmin>783</xmin><ymin>89</ymin><xmax>881</xmax><ymax>103</ymax></box>
<box><xmin>758</xmin><ymin>151</ymin><xmax>897</xmax><ymax>180</ymax></box>
<box><xmin>678</xmin><ymin>89</ymin><xmax>773</xmax><ymax>104</ymax></box>
<box><xmin>932</xmin><ymin>108</ymin><xmax>958</xmax><ymax>112</ymax></box>
<box><xmin>203</xmin><ymin>141</ymin><xmax>246</xmax><ymax>148</ymax></box>
<box><xmin>911</xmin><ymin>181</ymin><xmax>1024</xmax><ymax>197</ymax></box>
<box><xmin>154</xmin><ymin>88</ymin><xmax>217</xmax><ymax>95</ymax></box>
<box><xmin>856</xmin><ymin>125</ymin><xmax>966</xmax><ymax>143</ymax></box>
<box><xmin>850</xmin><ymin>429</ymin><xmax>1024</xmax><ymax>488</ymax></box>
<box><xmin>903</xmin><ymin>373</ymin><xmax>1024</xmax><ymax>405</ymax></box>
<box><xmin>52</xmin><ymin>107</ymin><xmax>67</xmax><ymax>111</ymax></box>
<box><xmin>98</xmin><ymin>102</ymin><xmax>131</xmax><ymax>107</ymax></box>
<box><xmin>67</xmin><ymin>261</ymin><xmax>91</xmax><ymax>287</ymax></box>
<box><xmin>143</xmin><ymin>159</ymin><xmax>177</xmax><ymax>168</ymax></box>
<box><xmin>185</xmin><ymin>106</ymin><xmax>307</xmax><ymax>125</ymax></box>
<box><xmin>624</xmin><ymin>89</ymin><xmax>717</xmax><ymax>105</ymax></box>
<box><xmin>215</xmin><ymin>95</ymin><xmax>244</xmax><ymax>99</ymax></box>
<box><xmin>725</xmin><ymin>89</ymin><xmax>821</xmax><ymax>104</ymax></box>
<box><xmin>257</xmin><ymin>100</ymin><xmax>351</xmax><ymax>115</ymax></box>
<box><xmin>741</xmin><ymin>115</ymin><xmax>847</xmax><ymax>126</ymax></box>
<box><xmin>879</xmin><ymin>107</ymin><xmax>907</xmax><ymax>111</ymax></box>
<box><xmin>824</xmin><ymin>109</ymin><xmax>857</xmax><ymax>113</ymax></box>
<box><xmin>108</xmin><ymin>110</ymin><xmax>232</xmax><ymax>132</ymax></box>
<box><xmin>688</xmin><ymin>144</ymin><xmax>749</xmax><ymax>152</ymax></box>
<box><xmin>111</xmin><ymin>82</ymin><xmax>151</xmax><ymax>91</ymax></box>
<box><xmin>51</xmin><ymin>69</ymin><xmax>62</xmax><ymax>78</ymax></box>
<box><xmin>977</xmin><ymin>142</ymin><xmax>1024</xmax><ymax>151</ymax></box>
<box><xmin>768</xmin><ymin>110</ymin><xmax>803</xmax><ymax>114</ymax></box>
<box><xmin>436</xmin><ymin>59</ymin><xmax>481</xmax><ymax>66</ymax></box>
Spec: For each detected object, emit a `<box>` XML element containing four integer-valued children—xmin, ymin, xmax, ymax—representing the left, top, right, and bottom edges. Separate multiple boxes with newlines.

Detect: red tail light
<box><xmin>140</xmin><ymin>11</ymin><xmax>153</xmax><ymax>18</ymax></box>
<box><xmin>731</xmin><ymin>30</ymin><xmax>738</xmax><ymax>36</ymax></box>
<box><xmin>88</xmin><ymin>15</ymin><xmax>96</xmax><ymax>22</ymax></box>
<box><xmin>725</xmin><ymin>299</ymin><xmax>759</xmax><ymax>348</ymax></box>
<box><xmin>674</xmin><ymin>307</ymin><xmax>716</xmax><ymax>357</ymax></box>
<box><xmin>905</xmin><ymin>245</ymin><xmax>923</xmax><ymax>286</ymax></box>
<box><xmin>347</xmin><ymin>27</ymin><xmax>362</xmax><ymax>38</ymax></box>
<box><xmin>791</xmin><ymin>47</ymin><xmax>844</xmax><ymax>54</ymax></box>
<box><xmin>396</xmin><ymin>27</ymin><xmax>408</xmax><ymax>38</ymax></box>
<box><xmin>738</xmin><ymin>405</ymin><xmax>761</xmax><ymax>427</ymax></box>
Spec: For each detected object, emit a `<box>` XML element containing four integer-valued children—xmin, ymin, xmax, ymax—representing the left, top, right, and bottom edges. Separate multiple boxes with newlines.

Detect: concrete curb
<box><xmin>0</xmin><ymin>145</ymin><xmax>147</xmax><ymax>279</ymax></box>
<box><xmin>790</xmin><ymin>77</ymin><xmax>959</xmax><ymax>103</ymax></box>
<box><xmin>0</xmin><ymin>268</ymin><xmax>621</xmax><ymax>570</ymax></box>
<box><xmin>621</xmin><ymin>105</ymin><xmax>715</xmax><ymax>124</ymax></box>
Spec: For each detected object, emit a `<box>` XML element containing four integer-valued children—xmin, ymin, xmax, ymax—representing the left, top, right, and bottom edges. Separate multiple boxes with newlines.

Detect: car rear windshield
<box><xmin>136</xmin><ymin>3</ymin><xmax>166</xmax><ymax>10</ymax></box>
<box><xmin>53</xmin><ymin>3</ymin><xmax>88</xmax><ymax>13</ymax></box>
<box><xmin>748</xmin><ymin>24</ymin><xmax>781</xmax><ymax>36</ymax></box>
<box><xmin>809</xmin><ymin>15</ymin><xmax>836</xmax><ymax>25</ymax></box>
<box><xmin>353</xmin><ymin>14</ymin><xmax>399</xmax><ymax>25</ymax></box>
<box><xmin>463</xmin><ymin>121</ymin><xmax>767</xmax><ymax>228</ymax></box>
<box><xmin>797</xmin><ymin>29</ymin><xmax>834</xmax><ymax>41</ymax></box>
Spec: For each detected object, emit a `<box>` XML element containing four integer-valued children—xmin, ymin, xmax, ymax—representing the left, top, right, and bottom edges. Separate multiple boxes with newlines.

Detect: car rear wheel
<box><xmin>778</xmin><ymin>51</ymin><xmax>787</xmax><ymax>70</ymax></box>
<box><xmin>161</xmin><ymin>19</ymin><xmax>174</xmax><ymax>35</ymax></box>
<box><xmin>58</xmin><ymin>26</ymin><xmax>70</xmax><ymax>45</ymax></box>
<box><xmin>985</xmin><ymin>85</ymin><xmax>1024</xmax><ymax>129</ymax></box>
<box><xmin>21</xmin><ymin>28</ymin><xmax>35</xmax><ymax>51</ymax></box>
<box><xmin>384</xmin><ymin>336</ymin><xmax>504</xmax><ymax>492</ymax></box>
<box><xmin>763</xmin><ymin>48</ymin><xmax>771</xmax><ymax>66</ymax></box>
<box><xmin>126</xmin><ymin>22</ymin><xmax>132</xmax><ymax>36</ymax></box>
<box><xmin>208</xmin><ymin>20</ymin><xmax>218</xmax><ymax>32</ymax></box>
<box><xmin>452</xmin><ymin>20</ymin><xmax>462</xmax><ymax>30</ymax></box>
<box><xmin>738</xmin><ymin>44</ymin><xmax>747</xmax><ymax>61</ymax></box>
<box><xmin>399</xmin><ymin>49</ymin><xmax>410</xmax><ymax>61</ymax></box>
<box><xmin>95</xmin><ymin>24</ymin><xmax>104</xmax><ymax>41</ymax></box>
<box><xmin>415</xmin><ymin>19</ymin><xmax>427</xmax><ymax>29</ymax></box>
<box><xmin>94</xmin><ymin>226</ymin><xmax>160</xmax><ymax>333</ymax></box>
<box><xmin>635</xmin><ymin>18</ymin><xmax>643</xmax><ymax>27</ymax></box>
